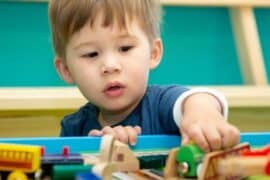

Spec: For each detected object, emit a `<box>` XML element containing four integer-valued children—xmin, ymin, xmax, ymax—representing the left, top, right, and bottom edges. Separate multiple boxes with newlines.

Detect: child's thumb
<box><xmin>181</xmin><ymin>132</ymin><xmax>189</xmax><ymax>145</ymax></box>
<box><xmin>88</xmin><ymin>129</ymin><xmax>102</xmax><ymax>136</ymax></box>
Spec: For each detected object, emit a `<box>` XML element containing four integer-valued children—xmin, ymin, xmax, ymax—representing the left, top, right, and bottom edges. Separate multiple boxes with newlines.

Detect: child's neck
<box><xmin>98</xmin><ymin>112</ymin><xmax>126</xmax><ymax>127</ymax></box>
<box><xmin>98</xmin><ymin>100</ymin><xmax>140</xmax><ymax>127</ymax></box>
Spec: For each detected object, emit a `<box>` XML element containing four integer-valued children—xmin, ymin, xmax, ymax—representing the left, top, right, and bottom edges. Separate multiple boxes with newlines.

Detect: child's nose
<box><xmin>101</xmin><ymin>56</ymin><xmax>121</xmax><ymax>74</ymax></box>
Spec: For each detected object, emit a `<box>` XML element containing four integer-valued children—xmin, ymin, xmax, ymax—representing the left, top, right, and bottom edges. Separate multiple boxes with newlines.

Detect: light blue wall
<box><xmin>0</xmin><ymin>2</ymin><xmax>64</xmax><ymax>86</ymax></box>
<box><xmin>0</xmin><ymin>2</ymin><xmax>269</xmax><ymax>86</ymax></box>
<box><xmin>152</xmin><ymin>7</ymin><xmax>242</xmax><ymax>85</ymax></box>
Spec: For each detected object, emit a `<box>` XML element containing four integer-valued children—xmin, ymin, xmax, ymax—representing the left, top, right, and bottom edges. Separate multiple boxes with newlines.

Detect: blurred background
<box><xmin>0</xmin><ymin>0</ymin><xmax>269</xmax><ymax>137</ymax></box>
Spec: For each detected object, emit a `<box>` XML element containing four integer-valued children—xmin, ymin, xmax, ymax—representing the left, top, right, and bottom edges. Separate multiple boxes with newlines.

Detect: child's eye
<box><xmin>82</xmin><ymin>52</ymin><xmax>99</xmax><ymax>58</ymax></box>
<box><xmin>119</xmin><ymin>46</ymin><xmax>133</xmax><ymax>53</ymax></box>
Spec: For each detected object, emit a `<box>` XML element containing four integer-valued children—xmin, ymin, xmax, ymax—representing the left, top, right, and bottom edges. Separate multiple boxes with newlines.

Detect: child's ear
<box><xmin>54</xmin><ymin>57</ymin><xmax>74</xmax><ymax>84</ymax></box>
<box><xmin>150</xmin><ymin>38</ymin><xmax>163</xmax><ymax>69</ymax></box>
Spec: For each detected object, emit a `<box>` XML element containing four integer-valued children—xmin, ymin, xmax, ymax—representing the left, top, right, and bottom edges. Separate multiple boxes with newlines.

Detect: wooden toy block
<box><xmin>164</xmin><ymin>148</ymin><xmax>179</xmax><ymax>179</ymax></box>
<box><xmin>218</xmin><ymin>156</ymin><xmax>270</xmax><ymax>177</ymax></box>
<box><xmin>217</xmin><ymin>145</ymin><xmax>270</xmax><ymax>178</ymax></box>
<box><xmin>111</xmin><ymin>140</ymin><xmax>139</xmax><ymax>172</ymax></box>
<box><xmin>92</xmin><ymin>134</ymin><xmax>139</xmax><ymax>178</ymax></box>
<box><xmin>199</xmin><ymin>143</ymin><xmax>250</xmax><ymax>180</ymax></box>
<box><xmin>99</xmin><ymin>134</ymin><xmax>115</xmax><ymax>162</ymax></box>
<box><xmin>92</xmin><ymin>162</ymin><xmax>117</xmax><ymax>180</ymax></box>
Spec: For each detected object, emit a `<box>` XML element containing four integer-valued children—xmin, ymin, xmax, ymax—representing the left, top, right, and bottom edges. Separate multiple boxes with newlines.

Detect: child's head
<box><xmin>48</xmin><ymin>0</ymin><xmax>163</xmax><ymax>117</ymax></box>
<box><xmin>49</xmin><ymin>0</ymin><xmax>162</xmax><ymax>59</ymax></box>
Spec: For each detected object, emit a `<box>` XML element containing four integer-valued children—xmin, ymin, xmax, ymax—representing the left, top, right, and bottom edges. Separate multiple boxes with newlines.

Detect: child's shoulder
<box><xmin>146</xmin><ymin>85</ymin><xmax>188</xmax><ymax>95</ymax></box>
<box><xmin>60</xmin><ymin>103</ymin><xmax>99</xmax><ymax>136</ymax></box>
<box><xmin>61</xmin><ymin>103</ymin><xmax>97</xmax><ymax>125</ymax></box>
<box><xmin>142</xmin><ymin>85</ymin><xmax>189</xmax><ymax>106</ymax></box>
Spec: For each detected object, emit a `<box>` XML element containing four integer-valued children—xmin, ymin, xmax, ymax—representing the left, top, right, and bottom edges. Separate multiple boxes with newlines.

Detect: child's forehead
<box><xmin>69</xmin><ymin>19</ymin><xmax>143</xmax><ymax>46</ymax></box>
<box><xmin>90</xmin><ymin>10</ymin><xmax>140</xmax><ymax>31</ymax></box>
<box><xmin>82</xmin><ymin>14</ymin><xmax>142</xmax><ymax>37</ymax></box>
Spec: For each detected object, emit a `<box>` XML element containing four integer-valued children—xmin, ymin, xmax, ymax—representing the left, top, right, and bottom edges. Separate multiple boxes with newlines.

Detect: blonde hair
<box><xmin>49</xmin><ymin>0</ymin><xmax>162</xmax><ymax>58</ymax></box>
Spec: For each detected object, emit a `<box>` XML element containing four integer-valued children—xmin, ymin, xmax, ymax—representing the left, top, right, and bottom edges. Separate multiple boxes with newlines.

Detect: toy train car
<box><xmin>0</xmin><ymin>143</ymin><xmax>95</xmax><ymax>180</ymax></box>
<box><xmin>165</xmin><ymin>142</ymin><xmax>270</xmax><ymax>180</ymax></box>
<box><xmin>175</xmin><ymin>143</ymin><xmax>204</xmax><ymax>178</ymax></box>
<box><xmin>0</xmin><ymin>143</ymin><xmax>42</xmax><ymax>179</ymax></box>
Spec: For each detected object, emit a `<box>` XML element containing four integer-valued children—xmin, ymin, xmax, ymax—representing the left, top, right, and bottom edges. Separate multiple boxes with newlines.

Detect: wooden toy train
<box><xmin>0</xmin><ymin>135</ymin><xmax>269</xmax><ymax>180</ymax></box>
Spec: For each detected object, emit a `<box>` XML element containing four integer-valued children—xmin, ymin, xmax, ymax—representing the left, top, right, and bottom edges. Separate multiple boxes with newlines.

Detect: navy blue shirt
<box><xmin>60</xmin><ymin>85</ymin><xmax>188</xmax><ymax>136</ymax></box>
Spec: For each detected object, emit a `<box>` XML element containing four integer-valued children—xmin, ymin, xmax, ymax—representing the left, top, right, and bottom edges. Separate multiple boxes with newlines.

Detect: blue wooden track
<box><xmin>0</xmin><ymin>132</ymin><xmax>269</xmax><ymax>154</ymax></box>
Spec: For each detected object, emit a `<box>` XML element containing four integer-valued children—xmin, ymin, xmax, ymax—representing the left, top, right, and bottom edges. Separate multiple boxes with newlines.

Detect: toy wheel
<box><xmin>7</xmin><ymin>171</ymin><xmax>28</xmax><ymax>180</ymax></box>
<box><xmin>196</xmin><ymin>163</ymin><xmax>202</xmax><ymax>177</ymax></box>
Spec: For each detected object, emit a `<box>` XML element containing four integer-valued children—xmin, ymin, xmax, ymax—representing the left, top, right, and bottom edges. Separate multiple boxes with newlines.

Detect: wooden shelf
<box><xmin>213</xmin><ymin>86</ymin><xmax>270</xmax><ymax>108</ymax></box>
<box><xmin>1</xmin><ymin>86</ymin><xmax>269</xmax><ymax>137</ymax></box>
<box><xmin>0</xmin><ymin>87</ymin><xmax>86</xmax><ymax>111</ymax></box>
<box><xmin>0</xmin><ymin>86</ymin><xmax>269</xmax><ymax>111</ymax></box>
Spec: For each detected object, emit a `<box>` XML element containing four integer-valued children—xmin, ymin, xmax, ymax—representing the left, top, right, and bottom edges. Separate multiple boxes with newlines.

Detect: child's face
<box><xmin>55</xmin><ymin>15</ymin><xmax>162</xmax><ymax>113</ymax></box>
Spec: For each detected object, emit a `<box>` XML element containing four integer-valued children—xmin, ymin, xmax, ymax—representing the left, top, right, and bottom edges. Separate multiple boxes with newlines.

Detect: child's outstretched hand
<box><xmin>180</xmin><ymin>93</ymin><xmax>240</xmax><ymax>152</ymax></box>
<box><xmin>88</xmin><ymin>125</ymin><xmax>141</xmax><ymax>145</ymax></box>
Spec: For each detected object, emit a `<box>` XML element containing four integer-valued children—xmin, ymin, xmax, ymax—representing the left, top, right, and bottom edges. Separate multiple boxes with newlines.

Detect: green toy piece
<box><xmin>176</xmin><ymin>143</ymin><xmax>204</xmax><ymax>178</ymax></box>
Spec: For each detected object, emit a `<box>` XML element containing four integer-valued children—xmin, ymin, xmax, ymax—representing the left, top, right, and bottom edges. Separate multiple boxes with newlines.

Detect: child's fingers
<box><xmin>186</xmin><ymin>125</ymin><xmax>210</xmax><ymax>152</ymax></box>
<box><xmin>91</xmin><ymin>125</ymin><xmax>142</xmax><ymax>145</ymax></box>
<box><xmin>218</xmin><ymin>125</ymin><xmax>240</xmax><ymax>148</ymax></box>
<box><xmin>88</xmin><ymin>129</ymin><xmax>102</xmax><ymax>136</ymax></box>
<box><xmin>102</xmin><ymin>126</ymin><xmax>116</xmax><ymax>137</ymax></box>
<box><xmin>125</xmin><ymin>126</ymin><xmax>140</xmax><ymax>145</ymax></box>
<box><xmin>113</xmin><ymin>126</ymin><xmax>129</xmax><ymax>144</ymax></box>
<box><xmin>202</xmin><ymin>124</ymin><xmax>222</xmax><ymax>151</ymax></box>
<box><xmin>134</xmin><ymin>126</ymin><xmax>142</xmax><ymax>135</ymax></box>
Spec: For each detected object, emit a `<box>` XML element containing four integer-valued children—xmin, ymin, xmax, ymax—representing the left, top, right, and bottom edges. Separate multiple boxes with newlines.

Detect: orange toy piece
<box><xmin>241</xmin><ymin>145</ymin><xmax>270</xmax><ymax>156</ymax></box>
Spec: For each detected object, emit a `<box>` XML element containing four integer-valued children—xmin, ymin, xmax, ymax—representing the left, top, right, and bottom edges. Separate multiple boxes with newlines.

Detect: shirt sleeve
<box><xmin>172</xmin><ymin>87</ymin><xmax>228</xmax><ymax>127</ymax></box>
<box><xmin>152</xmin><ymin>85</ymin><xmax>189</xmax><ymax>133</ymax></box>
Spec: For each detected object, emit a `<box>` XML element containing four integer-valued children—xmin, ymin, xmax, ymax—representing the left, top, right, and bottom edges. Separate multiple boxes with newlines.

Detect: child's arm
<box><xmin>175</xmin><ymin>88</ymin><xmax>240</xmax><ymax>152</ymax></box>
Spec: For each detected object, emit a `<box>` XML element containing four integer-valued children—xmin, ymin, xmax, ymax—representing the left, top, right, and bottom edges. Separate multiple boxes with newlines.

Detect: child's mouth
<box><xmin>103</xmin><ymin>83</ymin><xmax>125</xmax><ymax>97</ymax></box>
